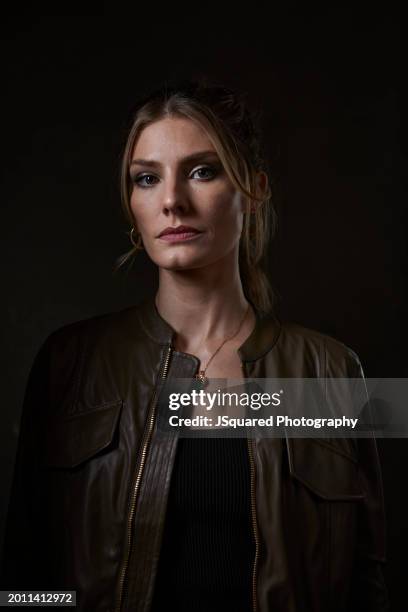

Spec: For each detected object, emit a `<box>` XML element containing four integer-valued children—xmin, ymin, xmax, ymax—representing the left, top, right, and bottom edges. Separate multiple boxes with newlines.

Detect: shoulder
<box><xmin>276</xmin><ymin>320</ymin><xmax>364</xmax><ymax>378</ymax></box>
<box><xmin>32</xmin><ymin>301</ymin><xmax>151</xmax><ymax>389</ymax></box>
<box><xmin>25</xmin><ymin>301</ymin><xmax>151</xmax><ymax>413</ymax></box>
<box><xmin>43</xmin><ymin>300</ymin><xmax>148</xmax><ymax>356</ymax></box>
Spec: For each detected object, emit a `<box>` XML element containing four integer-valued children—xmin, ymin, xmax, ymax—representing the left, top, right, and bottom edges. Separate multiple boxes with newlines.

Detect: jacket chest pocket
<box><xmin>286</xmin><ymin>437</ymin><xmax>364</xmax><ymax>501</ymax></box>
<box><xmin>33</xmin><ymin>401</ymin><xmax>125</xmax><ymax>598</ymax></box>
<box><xmin>284</xmin><ymin>437</ymin><xmax>365</xmax><ymax>608</ymax></box>
<box><xmin>41</xmin><ymin>400</ymin><xmax>123</xmax><ymax>469</ymax></box>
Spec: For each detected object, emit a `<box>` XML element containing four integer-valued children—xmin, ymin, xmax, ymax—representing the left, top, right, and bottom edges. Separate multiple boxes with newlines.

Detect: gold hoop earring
<box><xmin>130</xmin><ymin>227</ymin><xmax>144</xmax><ymax>250</ymax></box>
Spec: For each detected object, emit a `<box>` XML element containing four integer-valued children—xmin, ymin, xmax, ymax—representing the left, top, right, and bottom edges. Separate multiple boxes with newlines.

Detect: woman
<box><xmin>2</xmin><ymin>80</ymin><xmax>389</xmax><ymax>611</ymax></box>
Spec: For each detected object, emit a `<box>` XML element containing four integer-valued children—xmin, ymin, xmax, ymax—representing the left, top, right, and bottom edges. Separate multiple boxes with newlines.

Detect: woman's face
<box><xmin>129</xmin><ymin>116</ymin><xmax>246</xmax><ymax>272</ymax></box>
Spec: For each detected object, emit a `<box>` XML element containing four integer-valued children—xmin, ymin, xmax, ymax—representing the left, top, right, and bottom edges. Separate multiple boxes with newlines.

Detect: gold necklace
<box><xmin>194</xmin><ymin>304</ymin><xmax>250</xmax><ymax>387</ymax></box>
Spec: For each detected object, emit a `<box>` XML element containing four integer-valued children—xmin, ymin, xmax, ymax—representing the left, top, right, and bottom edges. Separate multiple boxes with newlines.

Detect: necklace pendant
<box><xmin>195</xmin><ymin>371</ymin><xmax>208</xmax><ymax>387</ymax></box>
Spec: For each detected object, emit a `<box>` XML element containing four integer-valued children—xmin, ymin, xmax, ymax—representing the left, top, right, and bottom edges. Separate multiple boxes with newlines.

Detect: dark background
<box><xmin>1</xmin><ymin>11</ymin><xmax>406</xmax><ymax>608</ymax></box>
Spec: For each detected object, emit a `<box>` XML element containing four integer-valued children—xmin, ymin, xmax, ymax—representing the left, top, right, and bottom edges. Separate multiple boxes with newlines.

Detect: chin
<box><xmin>155</xmin><ymin>250</ymin><xmax>219</xmax><ymax>272</ymax></box>
<box><xmin>160</xmin><ymin>258</ymin><xmax>206</xmax><ymax>272</ymax></box>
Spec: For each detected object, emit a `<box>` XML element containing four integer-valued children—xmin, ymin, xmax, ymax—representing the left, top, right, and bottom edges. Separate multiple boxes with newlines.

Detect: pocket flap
<box><xmin>43</xmin><ymin>400</ymin><xmax>123</xmax><ymax>468</ymax></box>
<box><xmin>286</xmin><ymin>438</ymin><xmax>364</xmax><ymax>501</ymax></box>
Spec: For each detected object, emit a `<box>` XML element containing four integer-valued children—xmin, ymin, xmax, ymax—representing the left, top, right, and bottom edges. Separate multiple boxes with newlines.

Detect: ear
<box><xmin>248</xmin><ymin>171</ymin><xmax>268</xmax><ymax>213</ymax></box>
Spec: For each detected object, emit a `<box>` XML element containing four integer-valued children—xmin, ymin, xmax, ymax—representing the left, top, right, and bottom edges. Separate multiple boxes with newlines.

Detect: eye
<box><xmin>190</xmin><ymin>165</ymin><xmax>218</xmax><ymax>180</ymax></box>
<box><xmin>131</xmin><ymin>173</ymin><xmax>159</xmax><ymax>188</ymax></box>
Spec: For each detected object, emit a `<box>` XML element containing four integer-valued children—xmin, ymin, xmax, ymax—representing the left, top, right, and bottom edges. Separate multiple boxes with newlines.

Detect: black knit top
<box><xmin>151</xmin><ymin>436</ymin><xmax>255</xmax><ymax>612</ymax></box>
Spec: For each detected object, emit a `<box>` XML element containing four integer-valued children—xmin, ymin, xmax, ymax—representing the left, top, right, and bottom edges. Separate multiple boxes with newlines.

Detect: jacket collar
<box><xmin>137</xmin><ymin>295</ymin><xmax>281</xmax><ymax>363</ymax></box>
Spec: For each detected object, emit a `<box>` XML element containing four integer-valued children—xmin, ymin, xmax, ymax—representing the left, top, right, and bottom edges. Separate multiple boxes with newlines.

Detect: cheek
<box><xmin>130</xmin><ymin>196</ymin><xmax>151</xmax><ymax>233</ymax></box>
<box><xmin>129</xmin><ymin>195</ymin><xmax>138</xmax><ymax>225</ymax></box>
<box><xmin>205</xmin><ymin>190</ymin><xmax>244</xmax><ymax>236</ymax></box>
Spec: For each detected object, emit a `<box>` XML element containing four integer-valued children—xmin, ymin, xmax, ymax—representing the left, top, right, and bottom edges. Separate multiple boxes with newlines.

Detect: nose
<box><xmin>161</xmin><ymin>174</ymin><xmax>189</xmax><ymax>216</ymax></box>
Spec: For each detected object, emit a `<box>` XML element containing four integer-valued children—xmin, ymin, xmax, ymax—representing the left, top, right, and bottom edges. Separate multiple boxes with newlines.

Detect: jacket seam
<box><xmin>137</xmin><ymin>311</ymin><xmax>173</xmax><ymax>346</ymax></box>
<box><xmin>71</xmin><ymin>328</ymin><xmax>87</xmax><ymax>413</ymax></box>
<box><xmin>49</xmin><ymin>400</ymin><xmax>123</xmax><ymax>423</ymax></box>
<box><xmin>241</xmin><ymin>320</ymin><xmax>283</xmax><ymax>363</ymax></box>
<box><xmin>322</xmin><ymin>337</ymin><xmax>327</xmax><ymax>398</ymax></box>
<box><xmin>327</xmin><ymin>501</ymin><xmax>332</xmax><ymax>609</ymax></box>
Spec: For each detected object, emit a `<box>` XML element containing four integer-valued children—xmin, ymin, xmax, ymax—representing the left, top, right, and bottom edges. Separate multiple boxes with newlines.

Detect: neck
<box><xmin>155</xmin><ymin>252</ymin><xmax>251</xmax><ymax>349</ymax></box>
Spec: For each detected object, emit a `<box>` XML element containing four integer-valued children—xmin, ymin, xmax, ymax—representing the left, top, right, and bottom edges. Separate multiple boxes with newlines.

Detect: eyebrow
<box><xmin>130</xmin><ymin>150</ymin><xmax>220</xmax><ymax>168</ymax></box>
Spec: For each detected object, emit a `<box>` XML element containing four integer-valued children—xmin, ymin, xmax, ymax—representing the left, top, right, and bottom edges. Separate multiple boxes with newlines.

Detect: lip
<box><xmin>157</xmin><ymin>225</ymin><xmax>203</xmax><ymax>243</ymax></box>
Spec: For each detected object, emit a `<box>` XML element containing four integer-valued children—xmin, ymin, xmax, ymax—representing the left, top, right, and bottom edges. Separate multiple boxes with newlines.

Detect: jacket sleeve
<box><xmin>1</xmin><ymin>335</ymin><xmax>56</xmax><ymax>590</ymax></box>
<box><xmin>346</xmin><ymin>354</ymin><xmax>390</xmax><ymax>611</ymax></box>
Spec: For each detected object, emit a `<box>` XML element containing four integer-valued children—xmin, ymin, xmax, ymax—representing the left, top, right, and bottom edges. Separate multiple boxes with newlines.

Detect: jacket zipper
<box><xmin>242</xmin><ymin>359</ymin><xmax>259</xmax><ymax>612</ymax></box>
<box><xmin>115</xmin><ymin>343</ymin><xmax>173</xmax><ymax>612</ymax></box>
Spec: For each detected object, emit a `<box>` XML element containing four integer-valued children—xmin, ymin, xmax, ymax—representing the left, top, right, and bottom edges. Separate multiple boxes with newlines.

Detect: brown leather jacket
<box><xmin>2</xmin><ymin>297</ymin><xmax>389</xmax><ymax>611</ymax></box>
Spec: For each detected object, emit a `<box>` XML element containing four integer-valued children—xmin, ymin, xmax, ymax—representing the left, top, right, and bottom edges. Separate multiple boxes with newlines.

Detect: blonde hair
<box><xmin>116</xmin><ymin>79</ymin><xmax>277</xmax><ymax>313</ymax></box>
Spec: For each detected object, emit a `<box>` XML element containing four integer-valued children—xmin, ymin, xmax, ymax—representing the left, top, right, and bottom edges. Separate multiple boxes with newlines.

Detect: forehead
<box><xmin>131</xmin><ymin>116</ymin><xmax>216</xmax><ymax>159</ymax></box>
